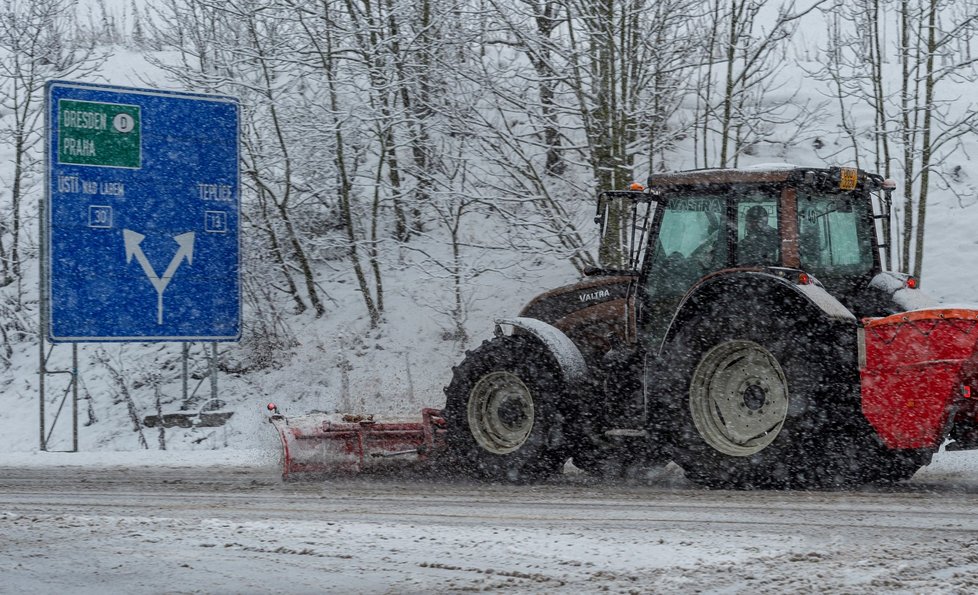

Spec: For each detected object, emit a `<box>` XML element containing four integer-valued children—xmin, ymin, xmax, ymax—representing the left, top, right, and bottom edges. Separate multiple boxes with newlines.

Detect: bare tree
<box><xmin>286</xmin><ymin>0</ymin><xmax>385</xmax><ymax>326</ymax></box>
<box><xmin>691</xmin><ymin>0</ymin><xmax>827</xmax><ymax>168</ymax></box>
<box><xmin>898</xmin><ymin>0</ymin><xmax>978</xmax><ymax>278</ymax></box>
<box><xmin>486</xmin><ymin>0</ymin><xmax>569</xmax><ymax>176</ymax></box>
<box><xmin>387</xmin><ymin>0</ymin><xmax>441</xmax><ymax>237</ymax></box>
<box><xmin>811</xmin><ymin>0</ymin><xmax>978</xmax><ymax>277</ymax></box>
<box><xmin>558</xmin><ymin>0</ymin><xmax>702</xmax><ymax>267</ymax></box>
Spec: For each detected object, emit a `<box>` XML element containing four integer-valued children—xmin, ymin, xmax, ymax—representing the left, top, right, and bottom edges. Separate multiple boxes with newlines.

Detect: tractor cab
<box><xmin>632</xmin><ymin>166</ymin><xmax>904</xmax><ymax>350</ymax></box>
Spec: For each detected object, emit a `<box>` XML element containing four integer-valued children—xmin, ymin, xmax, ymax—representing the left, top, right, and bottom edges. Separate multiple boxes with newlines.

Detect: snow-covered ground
<box><xmin>4</xmin><ymin>451</ymin><xmax>978</xmax><ymax>594</ymax></box>
<box><xmin>3</xmin><ymin>442</ymin><xmax>978</xmax><ymax>476</ymax></box>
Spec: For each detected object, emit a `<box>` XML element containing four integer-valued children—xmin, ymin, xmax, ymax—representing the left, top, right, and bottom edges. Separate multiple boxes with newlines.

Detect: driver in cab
<box><xmin>738</xmin><ymin>205</ymin><xmax>779</xmax><ymax>265</ymax></box>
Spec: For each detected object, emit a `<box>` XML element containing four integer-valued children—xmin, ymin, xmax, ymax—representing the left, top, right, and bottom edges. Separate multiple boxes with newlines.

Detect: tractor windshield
<box><xmin>796</xmin><ymin>190</ymin><xmax>875</xmax><ymax>282</ymax></box>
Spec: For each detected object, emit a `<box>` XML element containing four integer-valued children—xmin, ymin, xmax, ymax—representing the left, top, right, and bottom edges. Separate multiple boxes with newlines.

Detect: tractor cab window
<box><xmin>644</xmin><ymin>195</ymin><xmax>727</xmax><ymax>346</ymax></box>
<box><xmin>736</xmin><ymin>200</ymin><xmax>779</xmax><ymax>265</ymax></box>
<box><xmin>797</xmin><ymin>193</ymin><xmax>874</xmax><ymax>279</ymax></box>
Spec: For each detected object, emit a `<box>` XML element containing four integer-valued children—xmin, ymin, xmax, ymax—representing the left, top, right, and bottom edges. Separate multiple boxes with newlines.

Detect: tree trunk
<box><xmin>913</xmin><ymin>0</ymin><xmax>938</xmax><ymax>280</ymax></box>
<box><xmin>899</xmin><ymin>0</ymin><xmax>914</xmax><ymax>273</ymax></box>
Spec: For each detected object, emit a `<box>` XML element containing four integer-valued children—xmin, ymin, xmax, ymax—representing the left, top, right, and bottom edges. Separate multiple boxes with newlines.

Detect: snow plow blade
<box><xmin>266</xmin><ymin>406</ymin><xmax>446</xmax><ymax>480</ymax></box>
<box><xmin>861</xmin><ymin>308</ymin><xmax>978</xmax><ymax>450</ymax></box>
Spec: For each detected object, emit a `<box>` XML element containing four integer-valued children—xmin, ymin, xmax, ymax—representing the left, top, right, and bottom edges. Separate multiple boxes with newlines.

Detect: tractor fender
<box><xmin>659</xmin><ymin>269</ymin><xmax>857</xmax><ymax>355</ymax></box>
<box><xmin>868</xmin><ymin>271</ymin><xmax>938</xmax><ymax>312</ymax></box>
<box><xmin>494</xmin><ymin>317</ymin><xmax>589</xmax><ymax>386</ymax></box>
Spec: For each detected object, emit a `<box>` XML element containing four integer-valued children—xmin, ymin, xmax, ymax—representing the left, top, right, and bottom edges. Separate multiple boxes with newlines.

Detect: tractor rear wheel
<box><xmin>862</xmin><ymin>449</ymin><xmax>933</xmax><ymax>483</ymax></box>
<box><xmin>687</xmin><ymin>340</ymin><xmax>790</xmax><ymax>459</ymax></box>
<box><xmin>442</xmin><ymin>335</ymin><xmax>570</xmax><ymax>481</ymax></box>
<box><xmin>658</xmin><ymin>310</ymin><xmax>853</xmax><ymax>489</ymax></box>
<box><xmin>841</xmin><ymin>432</ymin><xmax>934</xmax><ymax>485</ymax></box>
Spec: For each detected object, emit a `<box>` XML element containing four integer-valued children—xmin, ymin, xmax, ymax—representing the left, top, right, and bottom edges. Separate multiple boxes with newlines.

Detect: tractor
<box><xmin>440</xmin><ymin>165</ymin><xmax>978</xmax><ymax>488</ymax></box>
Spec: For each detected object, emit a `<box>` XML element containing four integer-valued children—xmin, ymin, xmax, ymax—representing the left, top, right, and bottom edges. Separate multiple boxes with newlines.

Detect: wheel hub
<box><xmin>496</xmin><ymin>397</ymin><xmax>529</xmax><ymax>429</ymax></box>
<box><xmin>689</xmin><ymin>340</ymin><xmax>789</xmax><ymax>457</ymax></box>
<box><xmin>467</xmin><ymin>371</ymin><xmax>535</xmax><ymax>455</ymax></box>
<box><xmin>742</xmin><ymin>383</ymin><xmax>767</xmax><ymax>411</ymax></box>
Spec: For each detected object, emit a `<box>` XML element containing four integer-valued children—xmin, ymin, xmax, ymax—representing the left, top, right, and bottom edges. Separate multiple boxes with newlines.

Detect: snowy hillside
<box><xmin>2</xmin><ymin>0</ymin><xmax>978</xmax><ymax>459</ymax></box>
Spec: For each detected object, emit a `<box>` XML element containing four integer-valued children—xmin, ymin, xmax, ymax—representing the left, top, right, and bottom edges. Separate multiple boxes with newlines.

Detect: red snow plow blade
<box><xmin>861</xmin><ymin>308</ymin><xmax>978</xmax><ymax>449</ymax></box>
<box><xmin>267</xmin><ymin>406</ymin><xmax>446</xmax><ymax>480</ymax></box>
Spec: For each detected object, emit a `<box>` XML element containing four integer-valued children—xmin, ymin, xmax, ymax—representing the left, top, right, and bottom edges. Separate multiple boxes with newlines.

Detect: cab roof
<box><xmin>646</xmin><ymin>165</ymin><xmax>885</xmax><ymax>192</ymax></box>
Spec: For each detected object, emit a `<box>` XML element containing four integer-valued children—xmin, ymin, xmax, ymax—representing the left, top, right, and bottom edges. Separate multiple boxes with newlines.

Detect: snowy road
<box><xmin>3</xmin><ymin>462</ymin><xmax>978</xmax><ymax>594</ymax></box>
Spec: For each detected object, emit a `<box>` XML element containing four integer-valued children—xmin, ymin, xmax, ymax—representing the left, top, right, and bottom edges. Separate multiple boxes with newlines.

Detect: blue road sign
<box><xmin>44</xmin><ymin>81</ymin><xmax>240</xmax><ymax>342</ymax></box>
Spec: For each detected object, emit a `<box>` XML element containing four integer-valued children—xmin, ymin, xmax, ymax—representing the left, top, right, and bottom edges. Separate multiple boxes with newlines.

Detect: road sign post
<box><xmin>40</xmin><ymin>81</ymin><xmax>240</xmax><ymax>450</ymax></box>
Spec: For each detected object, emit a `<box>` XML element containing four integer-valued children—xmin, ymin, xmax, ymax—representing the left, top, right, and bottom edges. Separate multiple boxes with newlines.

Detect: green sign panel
<box><xmin>57</xmin><ymin>99</ymin><xmax>141</xmax><ymax>168</ymax></box>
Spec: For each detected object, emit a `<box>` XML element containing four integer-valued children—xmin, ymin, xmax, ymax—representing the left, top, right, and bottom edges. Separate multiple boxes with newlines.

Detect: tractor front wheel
<box><xmin>442</xmin><ymin>335</ymin><xmax>569</xmax><ymax>481</ymax></box>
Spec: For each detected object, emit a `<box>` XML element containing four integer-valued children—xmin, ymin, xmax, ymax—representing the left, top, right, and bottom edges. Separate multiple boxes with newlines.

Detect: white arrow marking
<box><xmin>161</xmin><ymin>232</ymin><xmax>195</xmax><ymax>281</ymax></box>
<box><xmin>124</xmin><ymin>230</ymin><xmax>164</xmax><ymax>293</ymax></box>
<box><xmin>123</xmin><ymin>229</ymin><xmax>196</xmax><ymax>325</ymax></box>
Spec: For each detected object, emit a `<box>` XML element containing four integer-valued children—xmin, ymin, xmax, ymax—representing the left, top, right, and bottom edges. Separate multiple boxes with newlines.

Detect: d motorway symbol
<box><xmin>124</xmin><ymin>229</ymin><xmax>195</xmax><ymax>325</ymax></box>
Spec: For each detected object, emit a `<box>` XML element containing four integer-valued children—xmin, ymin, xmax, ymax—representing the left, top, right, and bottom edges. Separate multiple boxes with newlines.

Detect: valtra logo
<box><xmin>579</xmin><ymin>288</ymin><xmax>611</xmax><ymax>303</ymax></box>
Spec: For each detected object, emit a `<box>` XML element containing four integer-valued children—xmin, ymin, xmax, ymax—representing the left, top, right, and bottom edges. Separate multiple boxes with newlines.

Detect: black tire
<box><xmin>442</xmin><ymin>334</ymin><xmax>570</xmax><ymax>482</ymax></box>
<box><xmin>862</xmin><ymin>449</ymin><xmax>933</xmax><ymax>484</ymax></box>
<box><xmin>841</xmin><ymin>434</ymin><xmax>934</xmax><ymax>485</ymax></box>
<box><xmin>657</xmin><ymin>304</ymin><xmax>860</xmax><ymax>489</ymax></box>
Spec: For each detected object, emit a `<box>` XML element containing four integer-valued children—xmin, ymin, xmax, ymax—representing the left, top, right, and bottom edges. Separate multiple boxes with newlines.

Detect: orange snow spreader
<box><xmin>266</xmin><ymin>405</ymin><xmax>446</xmax><ymax>480</ymax></box>
<box><xmin>861</xmin><ymin>308</ymin><xmax>978</xmax><ymax>450</ymax></box>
